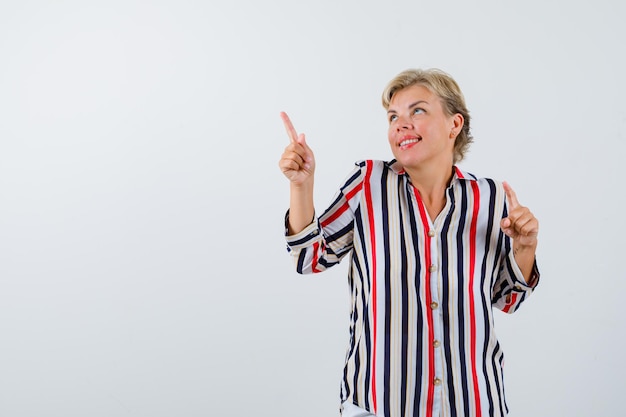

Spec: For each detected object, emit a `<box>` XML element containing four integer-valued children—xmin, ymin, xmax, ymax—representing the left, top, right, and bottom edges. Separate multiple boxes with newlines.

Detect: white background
<box><xmin>0</xmin><ymin>1</ymin><xmax>624</xmax><ymax>416</ymax></box>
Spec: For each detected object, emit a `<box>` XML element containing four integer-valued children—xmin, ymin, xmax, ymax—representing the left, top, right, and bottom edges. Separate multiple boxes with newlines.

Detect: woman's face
<box><xmin>387</xmin><ymin>84</ymin><xmax>460</xmax><ymax>170</ymax></box>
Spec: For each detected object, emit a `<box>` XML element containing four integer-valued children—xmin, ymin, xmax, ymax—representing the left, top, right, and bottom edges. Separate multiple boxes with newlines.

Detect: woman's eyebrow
<box><xmin>407</xmin><ymin>100</ymin><xmax>428</xmax><ymax>109</ymax></box>
<box><xmin>388</xmin><ymin>100</ymin><xmax>429</xmax><ymax>114</ymax></box>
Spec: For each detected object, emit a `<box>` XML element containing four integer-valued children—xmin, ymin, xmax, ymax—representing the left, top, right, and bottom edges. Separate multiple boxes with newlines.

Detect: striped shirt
<box><xmin>285</xmin><ymin>160</ymin><xmax>539</xmax><ymax>417</ymax></box>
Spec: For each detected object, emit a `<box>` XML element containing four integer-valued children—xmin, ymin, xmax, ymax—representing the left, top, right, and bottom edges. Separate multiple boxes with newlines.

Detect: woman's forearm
<box><xmin>288</xmin><ymin>178</ymin><xmax>315</xmax><ymax>235</ymax></box>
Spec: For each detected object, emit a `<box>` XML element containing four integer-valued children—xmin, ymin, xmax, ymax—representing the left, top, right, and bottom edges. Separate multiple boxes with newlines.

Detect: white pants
<box><xmin>341</xmin><ymin>401</ymin><xmax>377</xmax><ymax>417</ymax></box>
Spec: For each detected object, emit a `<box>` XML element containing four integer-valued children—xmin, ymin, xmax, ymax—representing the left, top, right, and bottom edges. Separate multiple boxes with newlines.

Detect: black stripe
<box><xmin>442</xmin><ymin>185</ymin><xmax>458</xmax><ymax>417</ymax></box>
<box><xmin>289</xmin><ymin>231</ymin><xmax>320</xmax><ymax>247</ymax></box>
<box><xmin>406</xmin><ymin>180</ymin><xmax>424</xmax><ymax>414</ymax></box>
<box><xmin>354</xmin><ymin>256</ymin><xmax>367</xmax><ymax>406</ymax></box>
<box><xmin>398</xmin><ymin>177</ymin><xmax>410</xmax><ymax>416</ymax></box>
<box><xmin>353</xmin><ymin>346</ymin><xmax>361</xmax><ymax>405</ymax></box>
<box><xmin>296</xmin><ymin>251</ymin><xmax>307</xmax><ymax>274</ymax></box>
<box><xmin>501</xmin><ymin>351</ymin><xmax>509</xmax><ymax>415</ymax></box>
<box><xmin>353</xmin><ymin>204</ymin><xmax>373</xmax><ymax>411</ymax></box>
<box><xmin>456</xmin><ymin>181</ymin><xmax>470</xmax><ymax>417</ymax></box>
<box><xmin>481</xmin><ymin>179</ymin><xmax>497</xmax><ymax>415</ymax></box>
<box><xmin>492</xmin><ymin>345</ymin><xmax>506</xmax><ymax>415</ymax></box>
<box><xmin>326</xmin><ymin>223</ymin><xmax>354</xmax><ymax>244</ymax></box>
<box><xmin>318</xmin><ymin>257</ymin><xmax>338</xmax><ymax>269</ymax></box>
<box><xmin>362</xmin><ymin>312</ymin><xmax>371</xmax><ymax>411</ymax></box>
<box><xmin>491</xmin><ymin>203</ymin><xmax>509</xmax><ymax>304</ymax></box>
<box><xmin>343</xmin><ymin>257</ymin><xmax>364</xmax><ymax>405</ymax></box>
<box><xmin>490</xmin><ymin>214</ymin><xmax>504</xmax><ymax>295</ymax></box>
<box><xmin>381</xmin><ymin>168</ymin><xmax>392</xmax><ymax>417</ymax></box>
<box><xmin>338</xmin><ymin>164</ymin><xmax>365</xmax><ymax>194</ymax></box>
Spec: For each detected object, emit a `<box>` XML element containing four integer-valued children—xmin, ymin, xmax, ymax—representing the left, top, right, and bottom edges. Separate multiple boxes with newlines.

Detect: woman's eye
<box><xmin>389</xmin><ymin>114</ymin><xmax>398</xmax><ymax>122</ymax></box>
<box><xmin>413</xmin><ymin>108</ymin><xmax>425</xmax><ymax>115</ymax></box>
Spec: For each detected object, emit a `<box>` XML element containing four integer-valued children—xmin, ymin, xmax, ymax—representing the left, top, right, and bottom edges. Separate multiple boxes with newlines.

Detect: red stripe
<box><xmin>412</xmin><ymin>186</ymin><xmax>435</xmax><ymax>417</ymax></box>
<box><xmin>311</xmin><ymin>241</ymin><xmax>320</xmax><ymax>273</ymax></box>
<box><xmin>502</xmin><ymin>293</ymin><xmax>518</xmax><ymax>313</ymax></box>
<box><xmin>320</xmin><ymin>183</ymin><xmax>362</xmax><ymax>228</ymax></box>
<box><xmin>345</xmin><ymin>182</ymin><xmax>363</xmax><ymax>201</ymax></box>
<box><xmin>362</xmin><ymin>161</ymin><xmax>378</xmax><ymax>412</ymax></box>
<box><xmin>468</xmin><ymin>181</ymin><xmax>482</xmax><ymax>416</ymax></box>
<box><xmin>321</xmin><ymin>202</ymin><xmax>349</xmax><ymax>228</ymax></box>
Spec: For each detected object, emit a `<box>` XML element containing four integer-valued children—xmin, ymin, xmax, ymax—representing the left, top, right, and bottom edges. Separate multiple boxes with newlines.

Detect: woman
<box><xmin>278</xmin><ymin>68</ymin><xmax>539</xmax><ymax>417</ymax></box>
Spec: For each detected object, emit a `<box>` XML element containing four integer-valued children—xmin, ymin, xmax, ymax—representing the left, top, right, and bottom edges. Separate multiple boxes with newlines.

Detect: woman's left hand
<box><xmin>500</xmin><ymin>182</ymin><xmax>539</xmax><ymax>283</ymax></box>
<box><xmin>500</xmin><ymin>182</ymin><xmax>539</xmax><ymax>250</ymax></box>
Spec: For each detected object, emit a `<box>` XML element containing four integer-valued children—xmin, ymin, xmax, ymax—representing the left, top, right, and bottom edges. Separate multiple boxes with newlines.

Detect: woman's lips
<box><xmin>399</xmin><ymin>136</ymin><xmax>421</xmax><ymax>149</ymax></box>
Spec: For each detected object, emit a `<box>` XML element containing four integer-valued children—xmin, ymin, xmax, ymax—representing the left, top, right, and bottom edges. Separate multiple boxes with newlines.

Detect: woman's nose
<box><xmin>396</xmin><ymin>115</ymin><xmax>413</xmax><ymax>130</ymax></box>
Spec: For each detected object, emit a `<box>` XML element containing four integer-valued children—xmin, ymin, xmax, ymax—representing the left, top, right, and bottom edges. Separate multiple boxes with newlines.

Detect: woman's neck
<box><xmin>405</xmin><ymin>163</ymin><xmax>454</xmax><ymax>221</ymax></box>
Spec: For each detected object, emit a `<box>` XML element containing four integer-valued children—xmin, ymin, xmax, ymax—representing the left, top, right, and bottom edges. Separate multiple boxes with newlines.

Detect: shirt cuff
<box><xmin>508</xmin><ymin>249</ymin><xmax>540</xmax><ymax>290</ymax></box>
<box><xmin>284</xmin><ymin>210</ymin><xmax>322</xmax><ymax>250</ymax></box>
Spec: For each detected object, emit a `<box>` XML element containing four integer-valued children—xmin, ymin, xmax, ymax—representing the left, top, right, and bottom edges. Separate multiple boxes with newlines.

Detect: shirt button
<box><xmin>433</xmin><ymin>378</ymin><xmax>442</xmax><ymax>386</ymax></box>
<box><xmin>433</xmin><ymin>340</ymin><xmax>441</xmax><ymax>348</ymax></box>
<box><xmin>428</xmin><ymin>230</ymin><xmax>435</xmax><ymax>237</ymax></box>
<box><xmin>430</xmin><ymin>302</ymin><xmax>439</xmax><ymax>310</ymax></box>
<box><xmin>429</xmin><ymin>265</ymin><xmax>437</xmax><ymax>272</ymax></box>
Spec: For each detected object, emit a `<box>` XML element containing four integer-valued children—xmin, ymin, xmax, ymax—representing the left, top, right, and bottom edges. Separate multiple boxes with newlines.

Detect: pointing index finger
<box><xmin>280</xmin><ymin>111</ymin><xmax>298</xmax><ymax>144</ymax></box>
<box><xmin>503</xmin><ymin>181</ymin><xmax>520</xmax><ymax>209</ymax></box>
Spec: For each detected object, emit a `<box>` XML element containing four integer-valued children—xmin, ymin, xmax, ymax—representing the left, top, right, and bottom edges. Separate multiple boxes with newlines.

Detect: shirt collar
<box><xmin>385</xmin><ymin>160</ymin><xmax>477</xmax><ymax>182</ymax></box>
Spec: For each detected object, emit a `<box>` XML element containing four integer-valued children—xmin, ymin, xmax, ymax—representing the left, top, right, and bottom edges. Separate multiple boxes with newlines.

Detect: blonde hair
<box><xmin>382</xmin><ymin>68</ymin><xmax>473</xmax><ymax>163</ymax></box>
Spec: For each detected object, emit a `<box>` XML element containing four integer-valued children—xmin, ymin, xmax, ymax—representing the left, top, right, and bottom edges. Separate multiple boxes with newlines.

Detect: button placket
<box><xmin>428</xmin><ymin>225</ymin><xmax>444</xmax><ymax>402</ymax></box>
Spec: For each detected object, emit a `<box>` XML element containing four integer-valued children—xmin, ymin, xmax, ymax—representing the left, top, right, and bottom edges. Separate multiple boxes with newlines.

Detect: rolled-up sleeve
<box><xmin>492</xmin><ymin>237</ymin><xmax>540</xmax><ymax>313</ymax></box>
<box><xmin>284</xmin><ymin>162</ymin><xmax>366</xmax><ymax>274</ymax></box>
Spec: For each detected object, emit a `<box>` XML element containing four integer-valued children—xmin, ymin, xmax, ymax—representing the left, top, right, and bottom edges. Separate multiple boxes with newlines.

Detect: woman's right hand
<box><xmin>278</xmin><ymin>112</ymin><xmax>315</xmax><ymax>186</ymax></box>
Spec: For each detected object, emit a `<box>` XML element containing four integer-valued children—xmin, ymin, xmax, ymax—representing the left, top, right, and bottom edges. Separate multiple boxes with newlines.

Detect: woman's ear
<box><xmin>449</xmin><ymin>113</ymin><xmax>464</xmax><ymax>139</ymax></box>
